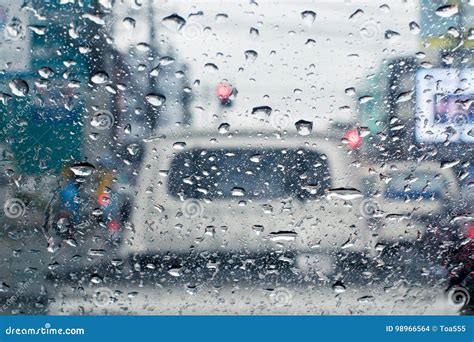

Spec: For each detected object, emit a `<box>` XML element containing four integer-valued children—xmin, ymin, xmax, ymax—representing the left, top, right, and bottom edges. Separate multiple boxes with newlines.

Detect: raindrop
<box><xmin>269</xmin><ymin>231</ymin><xmax>297</xmax><ymax>242</ymax></box>
<box><xmin>305</xmin><ymin>39</ymin><xmax>316</xmax><ymax>47</ymax></box>
<box><xmin>8</xmin><ymin>79</ymin><xmax>29</xmax><ymax>97</ymax></box>
<box><xmin>123</xmin><ymin>17</ymin><xmax>136</xmax><ymax>29</ymax></box>
<box><xmin>90</xmin><ymin>274</ymin><xmax>102</xmax><ymax>284</ymax></box>
<box><xmin>359</xmin><ymin>95</ymin><xmax>373</xmax><ymax>104</ymax></box>
<box><xmin>384</xmin><ymin>30</ymin><xmax>400</xmax><ymax>40</ymax></box>
<box><xmin>173</xmin><ymin>142</ymin><xmax>186</xmax><ymax>150</ymax></box>
<box><xmin>250</xmin><ymin>27</ymin><xmax>259</xmax><ymax>38</ymax></box>
<box><xmin>127</xmin><ymin>144</ymin><xmax>140</xmax><ymax>156</ymax></box>
<box><xmin>244</xmin><ymin>50</ymin><xmax>258</xmax><ymax>62</ymax></box>
<box><xmin>345</xmin><ymin>87</ymin><xmax>356</xmax><ymax>96</ymax></box>
<box><xmin>145</xmin><ymin>93</ymin><xmax>166</xmax><ymax>107</ymax></box>
<box><xmin>357</xmin><ymin>295</ymin><xmax>375</xmax><ymax>304</ymax></box>
<box><xmin>301</xmin><ymin>10</ymin><xmax>316</xmax><ymax>25</ymax></box>
<box><xmin>252</xmin><ymin>225</ymin><xmax>264</xmax><ymax>235</ymax></box>
<box><xmin>250</xmin><ymin>154</ymin><xmax>261</xmax><ymax>163</ymax></box>
<box><xmin>70</xmin><ymin>162</ymin><xmax>95</xmax><ymax>177</ymax></box>
<box><xmin>162</xmin><ymin>13</ymin><xmax>186</xmax><ymax>31</ymax></box>
<box><xmin>332</xmin><ymin>281</ymin><xmax>346</xmax><ymax>293</ymax></box>
<box><xmin>349</xmin><ymin>9</ymin><xmax>364</xmax><ymax>20</ymax></box>
<box><xmin>5</xmin><ymin>18</ymin><xmax>23</xmax><ymax>40</ymax></box>
<box><xmin>218</xmin><ymin>123</ymin><xmax>230</xmax><ymax>134</ymax></box>
<box><xmin>435</xmin><ymin>4</ymin><xmax>458</xmax><ymax>18</ymax></box>
<box><xmin>409</xmin><ymin>21</ymin><xmax>420</xmax><ymax>34</ymax></box>
<box><xmin>28</xmin><ymin>25</ymin><xmax>47</xmax><ymax>35</ymax></box>
<box><xmin>295</xmin><ymin>120</ymin><xmax>313</xmax><ymax>136</ymax></box>
<box><xmin>251</xmin><ymin>106</ymin><xmax>272</xmax><ymax>116</ymax></box>
<box><xmin>90</xmin><ymin>71</ymin><xmax>109</xmax><ymax>84</ymax></box>
<box><xmin>231</xmin><ymin>187</ymin><xmax>245</xmax><ymax>197</ymax></box>
<box><xmin>440</xmin><ymin>160</ymin><xmax>459</xmax><ymax>169</ymax></box>
<box><xmin>447</xmin><ymin>27</ymin><xmax>460</xmax><ymax>38</ymax></box>
<box><xmin>38</xmin><ymin>67</ymin><xmax>54</xmax><ymax>79</ymax></box>
<box><xmin>326</xmin><ymin>188</ymin><xmax>363</xmax><ymax>200</ymax></box>
<box><xmin>159</xmin><ymin>56</ymin><xmax>175</xmax><ymax>66</ymax></box>
<box><xmin>168</xmin><ymin>267</ymin><xmax>183</xmax><ymax>277</ymax></box>
<box><xmin>395</xmin><ymin>91</ymin><xmax>413</xmax><ymax>103</ymax></box>
<box><xmin>215</xmin><ymin>13</ymin><xmax>228</xmax><ymax>23</ymax></box>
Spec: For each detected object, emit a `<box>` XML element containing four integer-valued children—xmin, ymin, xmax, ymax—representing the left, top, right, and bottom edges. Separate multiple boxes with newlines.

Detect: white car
<box><xmin>120</xmin><ymin>130</ymin><xmax>375</xmax><ymax>272</ymax></box>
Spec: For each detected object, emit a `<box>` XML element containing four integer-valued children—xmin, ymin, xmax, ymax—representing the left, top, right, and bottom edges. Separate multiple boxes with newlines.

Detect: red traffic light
<box><xmin>216</xmin><ymin>83</ymin><xmax>233</xmax><ymax>103</ymax></box>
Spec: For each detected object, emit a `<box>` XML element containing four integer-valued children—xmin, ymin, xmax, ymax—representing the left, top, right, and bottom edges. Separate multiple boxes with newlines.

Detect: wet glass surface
<box><xmin>0</xmin><ymin>0</ymin><xmax>472</xmax><ymax>315</ymax></box>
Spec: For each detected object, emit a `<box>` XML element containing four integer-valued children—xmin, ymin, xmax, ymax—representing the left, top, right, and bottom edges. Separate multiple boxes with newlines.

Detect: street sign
<box><xmin>415</xmin><ymin>68</ymin><xmax>473</xmax><ymax>143</ymax></box>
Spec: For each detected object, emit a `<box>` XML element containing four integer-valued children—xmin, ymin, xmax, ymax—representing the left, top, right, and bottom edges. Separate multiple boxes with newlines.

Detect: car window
<box><xmin>168</xmin><ymin>148</ymin><xmax>331</xmax><ymax>200</ymax></box>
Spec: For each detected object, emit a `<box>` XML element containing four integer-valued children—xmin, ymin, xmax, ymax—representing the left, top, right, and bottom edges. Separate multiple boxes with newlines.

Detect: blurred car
<box><xmin>361</xmin><ymin>161</ymin><xmax>460</xmax><ymax>241</ymax></box>
<box><xmin>360</xmin><ymin>161</ymin><xmax>461</xmax><ymax>280</ymax></box>
<box><xmin>120</xmin><ymin>130</ymin><xmax>381</xmax><ymax>274</ymax></box>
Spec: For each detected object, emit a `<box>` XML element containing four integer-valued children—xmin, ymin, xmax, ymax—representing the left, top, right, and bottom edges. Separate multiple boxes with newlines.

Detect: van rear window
<box><xmin>168</xmin><ymin>148</ymin><xmax>331</xmax><ymax>200</ymax></box>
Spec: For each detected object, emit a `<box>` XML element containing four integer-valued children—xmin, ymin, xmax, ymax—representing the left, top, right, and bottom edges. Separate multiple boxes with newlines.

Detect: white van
<box><xmin>120</xmin><ymin>130</ymin><xmax>376</xmax><ymax>270</ymax></box>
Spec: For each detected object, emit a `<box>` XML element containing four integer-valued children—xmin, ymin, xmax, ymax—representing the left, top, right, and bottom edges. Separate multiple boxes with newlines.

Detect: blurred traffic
<box><xmin>0</xmin><ymin>0</ymin><xmax>472</xmax><ymax>315</ymax></box>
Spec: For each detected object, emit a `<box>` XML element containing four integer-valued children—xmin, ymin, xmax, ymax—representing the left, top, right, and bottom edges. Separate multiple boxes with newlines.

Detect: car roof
<box><xmin>140</xmin><ymin>129</ymin><xmax>362</xmax><ymax>188</ymax></box>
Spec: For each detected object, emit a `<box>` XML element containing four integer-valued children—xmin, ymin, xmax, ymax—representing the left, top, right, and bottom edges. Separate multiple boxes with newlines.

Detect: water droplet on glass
<box><xmin>250</xmin><ymin>154</ymin><xmax>261</xmax><ymax>163</ymax></box>
<box><xmin>332</xmin><ymin>281</ymin><xmax>346</xmax><ymax>293</ymax></box>
<box><xmin>28</xmin><ymin>25</ymin><xmax>47</xmax><ymax>35</ymax></box>
<box><xmin>127</xmin><ymin>144</ymin><xmax>140</xmax><ymax>156</ymax></box>
<box><xmin>244</xmin><ymin>50</ymin><xmax>258</xmax><ymax>62</ymax></box>
<box><xmin>270</xmin><ymin>231</ymin><xmax>297</xmax><ymax>242</ymax></box>
<box><xmin>70</xmin><ymin>163</ymin><xmax>95</xmax><ymax>177</ymax></box>
<box><xmin>295</xmin><ymin>120</ymin><xmax>313</xmax><ymax>136</ymax></box>
<box><xmin>395</xmin><ymin>91</ymin><xmax>413</xmax><ymax>103</ymax></box>
<box><xmin>250</xmin><ymin>27</ymin><xmax>259</xmax><ymax>38</ymax></box>
<box><xmin>8</xmin><ymin>79</ymin><xmax>28</xmax><ymax>97</ymax></box>
<box><xmin>123</xmin><ymin>17</ymin><xmax>136</xmax><ymax>29</ymax></box>
<box><xmin>215</xmin><ymin>13</ymin><xmax>228</xmax><ymax>23</ymax></box>
<box><xmin>384</xmin><ymin>30</ymin><xmax>400</xmax><ymax>40</ymax></box>
<box><xmin>301</xmin><ymin>10</ymin><xmax>316</xmax><ymax>25</ymax></box>
<box><xmin>218</xmin><ymin>123</ymin><xmax>230</xmax><ymax>134</ymax></box>
<box><xmin>231</xmin><ymin>187</ymin><xmax>245</xmax><ymax>197</ymax></box>
<box><xmin>173</xmin><ymin>142</ymin><xmax>186</xmax><ymax>150</ymax></box>
<box><xmin>159</xmin><ymin>56</ymin><xmax>175</xmax><ymax>66</ymax></box>
<box><xmin>409</xmin><ymin>21</ymin><xmax>420</xmax><ymax>34</ymax></box>
<box><xmin>5</xmin><ymin>18</ymin><xmax>24</xmax><ymax>40</ymax></box>
<box><xmin>162</xmin><ymin>13</ymin><xmax>186</xmax><ymax>31</ymax></box>
<box><xmin>90</xmin><ymin>71</ymin><xmax>109</xmax><ymax>84</ymax></box>
<box><xmin>251</xmin><ymin>106</ymin><xmax>272</xmax><ymax>116</ymax></box>
<box><xmin>38</xmin><ymin>67</ymin><xmax>54</xmax><ymax>79</ymax></box>
<box><xmin>435</xmin><ymin>4</ymin><xmax>458</xmax><ymax>18</ymax></box>
<box><xmin>145</xmin><ymin>93</ymin><xmax>166</xmax><ymax>107</ymax></box>
<box><xmin>168</xmin><ymin>267</ymin><xmax>183</xmax><ymax>277</ymax></box>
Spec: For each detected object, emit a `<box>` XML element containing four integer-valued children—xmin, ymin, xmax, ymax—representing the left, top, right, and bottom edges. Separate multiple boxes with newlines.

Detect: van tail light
<box><xmin>467</xmin><ymin>223</ymin><xmax>474</xmax><ymax>239</ymax></box>
<box><xmin>343</xmin><ymin>128</ymin><xmax>363</xmax><ymax>149</ymax></box>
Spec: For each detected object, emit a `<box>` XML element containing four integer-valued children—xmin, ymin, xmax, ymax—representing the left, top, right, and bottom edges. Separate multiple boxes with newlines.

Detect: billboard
<box><xmin>415</xmin><ymin>68</ymin><xmax>473</xmax><ymax>143</ymax></box>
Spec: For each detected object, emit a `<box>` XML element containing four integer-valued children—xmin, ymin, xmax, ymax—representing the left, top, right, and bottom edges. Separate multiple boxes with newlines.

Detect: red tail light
<box><xmin>108</xmin><ymin>219</ymin><xmax>120</xmax><ymax>232</ymax></box>
<box><xmin>467</xmin><ymin>223</ymin><xmax>474</xmax><ymax>239</ymax></box>
<box><xmin>98</xmin><ymin>193</ymin><xmax>111</xmax><ymax>207</ymax></box>
<box><xmin>343</xmin><ymin>128</ymin><xmax>363</xmax><ymax>149</ymax></box>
